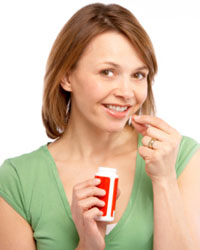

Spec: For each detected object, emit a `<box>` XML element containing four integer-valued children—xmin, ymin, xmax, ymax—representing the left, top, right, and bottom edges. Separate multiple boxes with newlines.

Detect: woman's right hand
<box><xmin>71</xmin><ymin>178</ymin><xmax>107</xmax><ymax>250</ymax></box>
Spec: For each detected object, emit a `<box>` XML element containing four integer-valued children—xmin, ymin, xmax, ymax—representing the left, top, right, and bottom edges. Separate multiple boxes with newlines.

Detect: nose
<box><xmin>114</xmin><ymin>77</ymin><xmax>134</xmax><ymax>101</ymax></box>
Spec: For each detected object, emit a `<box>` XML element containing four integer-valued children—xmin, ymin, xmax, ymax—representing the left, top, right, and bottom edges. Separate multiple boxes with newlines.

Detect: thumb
<box><xmin>131</xmin><ymin>117</ymin><xmax>148</xmax><ymax>135</ymax></box>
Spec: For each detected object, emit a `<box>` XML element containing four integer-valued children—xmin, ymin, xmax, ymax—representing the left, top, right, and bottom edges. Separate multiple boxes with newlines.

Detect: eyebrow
<box><xmin>101</xmin><ymin>61</ymin><xmax>149</xmax><ymax>71</ymax></box>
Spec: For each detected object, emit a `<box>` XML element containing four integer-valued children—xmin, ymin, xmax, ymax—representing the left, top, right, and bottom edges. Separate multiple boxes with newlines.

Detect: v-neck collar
<box><xmin>105</xmin><ymin>133</ymin><xmax>144</xmax><ymax>241</ymax></box>
<box><xmin>42</xmin><ymin>133</ymin><xmax>144</xmax><ymax>238</ymax></box>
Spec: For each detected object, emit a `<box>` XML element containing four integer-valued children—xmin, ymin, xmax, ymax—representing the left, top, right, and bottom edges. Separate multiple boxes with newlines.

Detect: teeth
<box><xmin>106</xmin><ymin>105</ymin><xmax>128</xmax><ymax>112</ymax></box>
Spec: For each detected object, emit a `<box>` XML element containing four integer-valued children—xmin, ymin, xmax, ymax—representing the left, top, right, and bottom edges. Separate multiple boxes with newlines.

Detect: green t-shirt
<box><xmin>0</xmin><ymin>134</ymin><xmax>199</xmax><ymax>250</ymax></box>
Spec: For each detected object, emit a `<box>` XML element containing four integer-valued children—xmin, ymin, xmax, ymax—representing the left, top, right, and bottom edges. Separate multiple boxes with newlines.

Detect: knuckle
<box><xmin>146</xmin><ymin>127</ymin><xmax>152</xmax><ymax>135</ymax></box>
<box><xmin>90</xmin><ymin>178</ymin><xmax>97</xmax><ymax>186</ymax></box>
<box><xmin>83</xmin><ymin>212</ymin><xmax>90</xmax><ymax>221</ymax></box>
<box><xmin>74</xmin><ymin>190</ymin><xmax>81</xmax><ymax>200</ymax></box>
<box><xmin>77</xmin><ymin>200</ymin><xmax>82</xmax><ymax>208</ymax></box>
<box><xmin>83</xmin><ymin>208</ymin><xmax>99</xmax><ymax>221</ymax></box>
<box><xmin>94</xmin><ymin>197</ymin><xmax>99</xmax><ymax>203</ymax></box>
<box><xmin>91</xmin><ymin>186</ymin><xmax>96</xmax><ymax>195</ymax></box>
<box><xmin>73</xmin><ymin>185</ymin><xmax>79</xmax><ymax>193</ymax></box>
<box><xmin>84</xmin><ymin>179</ymin><xmax>92</xmax><ymax>188</ymax></box>
<box><xmin>142</xmin><ymin>136</ymin><xmax>146</xmax><ymax>145</ymax></box>
<box><xmin>94</xmin><ymin>207</ymin><xmax>99</xmax><ymax>212</ymax></box>
<box><xmin>88</xmin><ymin>179</ymin><xmax>94</xmax><ymax>186</ymax></box>
<box><xmin>138</xmin><ymin>146</ymin><xmax>145</xmax><ymax>155</ymax></box>
<box><xmin>145</xmin><ymin>159</ymin><xmax>151</xmax><ymax>165</ymax></box>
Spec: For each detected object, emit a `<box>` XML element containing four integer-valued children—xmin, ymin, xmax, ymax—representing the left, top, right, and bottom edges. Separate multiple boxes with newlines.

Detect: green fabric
<box><xmin>0</xmin><ymin>134</ymin><xmax>199</xmax><ymax>250</ymax></box>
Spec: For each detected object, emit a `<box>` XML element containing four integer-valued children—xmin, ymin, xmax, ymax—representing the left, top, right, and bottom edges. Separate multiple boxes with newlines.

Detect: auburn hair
<box><xmin>42</xmin><ymin>3</ymin><xmax>158</xmax><ymax>139</ymax></box>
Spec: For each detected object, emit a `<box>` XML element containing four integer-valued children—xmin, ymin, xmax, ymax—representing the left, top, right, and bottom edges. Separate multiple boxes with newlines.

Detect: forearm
<box><xmin>76</xmin><ymin>245</ymin><xmax>104</xmax><ymax>250</ymax></box>
<box><xmin>75</xmin><ymin>241</ymin><xmax>105</xmax><ymax>250</ymax></box>
<box><xmin>152</xmin><ymin>178</ymin><xmax>196</xmax><ymax>250</ymax></box>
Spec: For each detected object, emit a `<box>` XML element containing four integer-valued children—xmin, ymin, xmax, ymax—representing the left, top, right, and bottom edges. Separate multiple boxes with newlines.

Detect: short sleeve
<box><xmin>175</xmin><ymin>136</ymin><xmax>200</xmax><ymax>178</ymax></box>
<box><xmin>0</xmin><ymin>159</ymin><xmax>29</xmax><ymax>223</ymax></box>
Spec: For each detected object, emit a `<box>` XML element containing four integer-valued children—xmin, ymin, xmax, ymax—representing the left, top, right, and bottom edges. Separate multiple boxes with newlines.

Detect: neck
<box><xmin>56</xmin><ymin>117</ymin><xmax>138</xmax><ymax>163</ymax></box>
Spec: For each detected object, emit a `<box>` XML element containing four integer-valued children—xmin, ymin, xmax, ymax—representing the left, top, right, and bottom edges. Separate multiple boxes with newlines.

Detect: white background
<box><xmin>0</xmin><ymin>0</ymin><xmax>200</xmax><ymax>164</ymax></box>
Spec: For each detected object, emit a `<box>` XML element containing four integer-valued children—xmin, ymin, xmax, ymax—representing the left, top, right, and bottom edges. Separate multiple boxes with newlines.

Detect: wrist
<box><xmin>76</xmin><ymin>243</ymin><xmax>105</xmax><ymax>250</ymax></box>
<box><xmin>75</xmin><ymin>246</ymin><xmax>84</xmax><ymax>250</ymax></box>
<box><xmin>76</xmin><ymin>242</ymin><xmax>85</xmax><ymax>250</ymax></box>
<box><xmin>151</xmin><ymin>176</ymin><xmax>177</xmax><ymax>187</ymax></box>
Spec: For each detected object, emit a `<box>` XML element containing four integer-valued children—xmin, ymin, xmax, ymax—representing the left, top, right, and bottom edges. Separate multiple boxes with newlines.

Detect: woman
<box><xmin>0</xmin><ymin>3</ymin><xmax>199</xmax><ymax>250</ymax></box>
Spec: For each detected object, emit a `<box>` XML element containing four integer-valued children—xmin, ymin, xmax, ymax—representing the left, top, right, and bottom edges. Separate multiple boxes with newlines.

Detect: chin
<box><xmin>102</xmin><ymin>121</ymin><xmax>128</xmax><ymax>133</ymax></box>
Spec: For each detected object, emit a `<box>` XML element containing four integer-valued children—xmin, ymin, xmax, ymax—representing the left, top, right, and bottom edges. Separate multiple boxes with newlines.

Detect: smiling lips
<box><xmin>103</xmin><ymin>104</ymin><xmax>131</xmax><ymax>118</ymax></box>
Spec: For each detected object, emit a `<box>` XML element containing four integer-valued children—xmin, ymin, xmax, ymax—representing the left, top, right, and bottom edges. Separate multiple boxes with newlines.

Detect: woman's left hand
<box><xmin>131</xmin><ymin>115</ymin><xmax>182</xmax><ymax>183</ymax></box>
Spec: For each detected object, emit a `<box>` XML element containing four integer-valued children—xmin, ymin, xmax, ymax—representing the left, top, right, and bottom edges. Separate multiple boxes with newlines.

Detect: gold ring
<box><xmin>148</xmin><ymin>138</ymin><xmax>156</xmax><ymax>149</ymax></box>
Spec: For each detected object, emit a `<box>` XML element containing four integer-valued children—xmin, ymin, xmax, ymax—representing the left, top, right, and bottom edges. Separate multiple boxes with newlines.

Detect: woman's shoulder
<box><xmin>178</xmin><ymin>135</ymin><xmax>200</xmax><ymax>159</ymax></box>
<box><xmin>0</xmin><ymin>144</ymin><xmax>53</xmax><ymax>224</ymax></box>
<box><xmin>180</xmin><ymin>135</ymin><xmax>199</xmax><ymax>147</ymax></box>
<box><xmin>0</xmin><ymin>144</ymin><xmax>50</xmax><ymax>174</ymax></box>
<box><xmin>176</xmin><ymin>135</ymin><xmax>200</xmax><ymax>177</ymax></box>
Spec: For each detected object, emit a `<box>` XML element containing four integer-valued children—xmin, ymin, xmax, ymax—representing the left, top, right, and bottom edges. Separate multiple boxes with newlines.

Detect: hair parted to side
<box><xmin>42</xmin><ymin>3</ymin><xmax>158</xmax><ymax>139</ymax></box>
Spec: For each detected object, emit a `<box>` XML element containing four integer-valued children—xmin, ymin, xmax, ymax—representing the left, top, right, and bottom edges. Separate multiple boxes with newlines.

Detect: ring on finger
<box><xmin>148</xmin><ymin>138</ymin><xmax>156</xmax><ymax>149</ymax></box>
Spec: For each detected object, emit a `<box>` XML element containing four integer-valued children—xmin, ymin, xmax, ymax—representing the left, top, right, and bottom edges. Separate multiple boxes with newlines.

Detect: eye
<box><xmin>134</xmin><ymin>72</ymin><xmax>146</xmax><ymax>80</ymax></box>
<box><xmin>100</xmin><ymin>69</ymin><xmax>114</xmax><ymax>77</ymax></box>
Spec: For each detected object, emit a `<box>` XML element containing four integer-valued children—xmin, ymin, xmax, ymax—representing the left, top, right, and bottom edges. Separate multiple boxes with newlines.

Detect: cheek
<box><xmin>75</xmin><ymin>78</ymin><xmax>103</xmax><ymax>104</ymax></box>
<box><xmin>136</xmin><ymin>84</ymin><xmax>148</xmax><ymax>104</ymax></box>
<box><xmin>71</xmin><ymin>74</ymin><xmax>94</xmax><ymax>95</ymax></box>
<box><xmin>82</xmin><ymin>77</ymin><xmax>109</xmax><ymax>101</ymax></box>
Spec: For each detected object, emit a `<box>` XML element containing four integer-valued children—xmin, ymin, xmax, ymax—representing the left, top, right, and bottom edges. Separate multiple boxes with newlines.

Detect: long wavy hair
<box><xmin>42</xmin><ymin>3</ymin><xmax>158</xmax><ymax>139</ymax></box>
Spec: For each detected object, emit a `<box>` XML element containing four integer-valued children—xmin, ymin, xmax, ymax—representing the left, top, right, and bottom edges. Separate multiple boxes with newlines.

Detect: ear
<box><xmin>60</xmin><ymin>73</ymin><xmax>72</xmax><ymax>92</ymax></box>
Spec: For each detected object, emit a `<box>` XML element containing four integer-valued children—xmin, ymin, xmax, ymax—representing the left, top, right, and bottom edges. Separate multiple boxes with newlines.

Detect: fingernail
<box><xmin>95</xmin><ymin>178</ymin><xmax>101</xmax><ymax>184</ymax></box>
<box><xmin>100</xmin><ymin>200</ymin><xmax>105</xmax><ymax>206</ymax></box>
<box><xmin>99</xmin><ymin>211</ymin><xmax>104</xmax><ymax>216</ymax></box>
<box><xmin>101</xmin><ymin>189</ymin><xmax>106</xmax><ymax>195</ymax></box>
<box><xmin>133</xmin><ymin>115</ymin><xmax>140</xmax><ymax>121</ymax></box>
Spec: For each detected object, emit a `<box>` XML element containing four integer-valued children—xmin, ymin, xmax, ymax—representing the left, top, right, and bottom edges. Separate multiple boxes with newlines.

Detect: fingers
<box><xmin>142</xmin><ymin>136</ymin><xmax>161</xmax><ymax>150</ymax></box>
<box><xmin>72</xmin><ymin>178</ymin><xmax>106</xmax><ymax>210</ymax></box>
<box><xmin>138</xmin><ymin>146</ymin><xmax>153</xmax><ymax>160</ymax></box>
<box><xmin>82</xmin><ymin>208</ymin><xmax>105</xmax><ymax>239</ymax></box>
<box><xmin>74</xmin><ymin>178</ymin><xmax>101</xmax><ymax>191</ymax></box>
<box><xmin>132</xmin><ymin>115</ymin><xmax>175</xmax><ymax>135</ymax></box>
<box><xmin>73</xmin><ymin>179</ymin><xmax>120</xmax><ymax>209</ymax></box>
<box><xmin>131</xmin><ymin>118</ymin><xmax>148</xmax><ymax>135</ymax></box>
<box><xmin>79</xmin><ymin>197</ymin><xmax>105</xmax><ymax>211</ymax></box>
<box><xmin>132</xmin><ymin>116</ymin><xmax>169</xmax><ymax>144</ymax></box>
<box><xmin>72</xmin><ymin>178</ymin><xmax>121</xmax><ymax>213</ymax></box>
<box><xmin>84</xmin><ymin>207</ymin><xmax>103</xmax><ymax>223</ymax></box>
<box><xmin>71</xmin><ymin>179</ymin><xmax>108</xmax><ymax>250</ymax></box>
<box><xmin>144</xmin><ymin>126</ymin><xmax>169</xmax><ymax>142</ymax></box>
<box><xmin>75</xmin><ymin>186</ymin><xmax>106</xmax><ymax>200</ymax></box>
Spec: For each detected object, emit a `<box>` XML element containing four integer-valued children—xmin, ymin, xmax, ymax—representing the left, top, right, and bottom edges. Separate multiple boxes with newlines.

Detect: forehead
<box><xmin>77</xmin><ymin>31</ymin><xmax>145</xmax><ymax>68</ymax></box>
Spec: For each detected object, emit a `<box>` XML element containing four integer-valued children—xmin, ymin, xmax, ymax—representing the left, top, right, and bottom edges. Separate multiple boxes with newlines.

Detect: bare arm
<box><xmin>153</xmin><ymin>150</ymin><xmax>200</xmax><ymax>250</ymax></box>
<box><xmin>71</xmin><ymin>178</ymin><xmax>107</xmax><ymax>250</ymax></box>
<box><xmin>0</xmin><ymin>197</ymin><xmax>36</xmax><ymax>250</ymax></box>
<box><xmin>132</xmin><ymin>115</ymin><xmax>200</xmax><ymax>250</ymax></box>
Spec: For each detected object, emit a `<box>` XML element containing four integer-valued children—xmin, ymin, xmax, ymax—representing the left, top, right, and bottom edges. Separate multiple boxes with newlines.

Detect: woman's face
<box><xmin>62</xmin><ymin>31</ymin><xmax>149</xmax><ymax>132</ymax></box>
